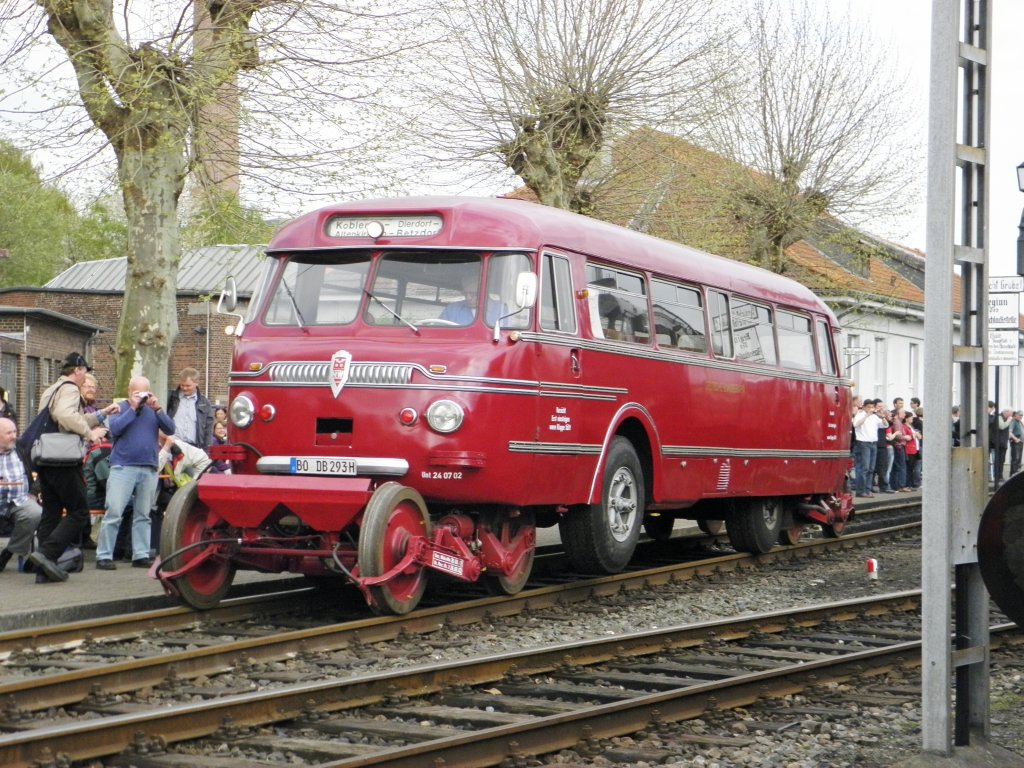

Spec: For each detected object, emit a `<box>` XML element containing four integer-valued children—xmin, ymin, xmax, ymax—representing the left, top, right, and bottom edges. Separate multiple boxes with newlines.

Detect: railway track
<box><xmin>9</xmin><ymin>588</ymin><xmax>1011</xmax><ymax>768</ymax></box>
<box><xmin>0</xmin><ymin>513</ymin><xmax>921</xmax><ymax>767</ymax></box>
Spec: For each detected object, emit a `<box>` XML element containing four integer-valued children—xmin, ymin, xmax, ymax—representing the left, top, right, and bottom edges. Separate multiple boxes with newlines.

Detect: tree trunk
<box><xmin>113</xmin><ymin>141</ymin><xmax>186</xmax><ymax>402</ymax></box>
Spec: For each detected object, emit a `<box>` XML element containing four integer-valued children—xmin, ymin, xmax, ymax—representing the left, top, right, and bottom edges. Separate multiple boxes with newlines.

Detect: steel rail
<box><xmin>0</xmin><ymin>521</ymin><xmax>920</xmax><ymax>716</ymax></box>
<box><xmin>0</xmin><ymin>590</ymin><xmax>927</xmax><ymax>767</ymax></box>
<box><xmin>0</xmin><ymin>584</ymin><xmax>314</xmax><ymax>657</ymax></box>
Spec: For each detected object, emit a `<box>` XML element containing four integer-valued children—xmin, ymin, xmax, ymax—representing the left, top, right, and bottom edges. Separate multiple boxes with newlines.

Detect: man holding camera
<box><xmin>95</xmin><ymin>376</ymin><xmax>176</xmax><ymax>570</ymax></box>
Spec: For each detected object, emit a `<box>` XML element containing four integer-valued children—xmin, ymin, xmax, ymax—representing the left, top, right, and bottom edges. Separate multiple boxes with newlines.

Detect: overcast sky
<box><xmin>845</xmin><ymin>0</ymin><xmax>1024</xmax><ymax>276</ymax></box>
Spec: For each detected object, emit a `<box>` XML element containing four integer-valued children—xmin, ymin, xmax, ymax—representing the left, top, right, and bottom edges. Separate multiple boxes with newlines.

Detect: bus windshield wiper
<box><xmin>366</xmin><ymin>290</ymin><xmax>419</xmax><ymax>333</ymax></box>
<box><xmin>281</xmin><ymin>278</ymin><xmax>306</xmax><ymax>328</ymax></box>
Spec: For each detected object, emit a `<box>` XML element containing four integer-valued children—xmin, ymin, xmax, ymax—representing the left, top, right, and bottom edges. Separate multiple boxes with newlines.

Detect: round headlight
<box><xmin>426</xmin><ymin>399</ymin><xmax>464</xmax><ymax>433</ymax></box>
<box><xmin>230</xmin><ymin>395</ymin><xmax>255</xmax><ymax>428</ymax></box>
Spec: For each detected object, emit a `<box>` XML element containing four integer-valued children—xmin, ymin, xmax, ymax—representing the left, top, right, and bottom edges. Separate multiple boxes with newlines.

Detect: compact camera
<box><xmin>138</xmin><ymin>392</ymin><xmax>151</xmax><ymax>404</ymax></box>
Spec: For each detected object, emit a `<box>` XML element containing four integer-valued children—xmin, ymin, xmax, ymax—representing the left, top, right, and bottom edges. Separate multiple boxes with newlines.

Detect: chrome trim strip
<box><xmin>507</xmin><ymin>442</ymin><xmax>603</xmax><ymax>455</ymax></box>
<box><xmin>661</xmin><ymin>446</ymin><xmax>848</xmax><ymax>460</ymax></box>
<box><xmin>256</xmin><ymin>456</ymin><xmax>409</xmax><ymax>476</ymax></box>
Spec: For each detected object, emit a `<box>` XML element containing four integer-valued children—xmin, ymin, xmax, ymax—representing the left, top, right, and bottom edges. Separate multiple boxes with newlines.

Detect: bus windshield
<box><xmin>365</xmin><ymin>251</ymin><xmax>533</xmax><ymax>329</ymax></box>
<box><xmin>262</xmin><ymin>250</ymin><xmax>534</xmax><ymax>329</ymax></box>
<box><xmin>265</xmin><ymin>252</ymin><xmax>372</xmax><ymax>327</ymax></box>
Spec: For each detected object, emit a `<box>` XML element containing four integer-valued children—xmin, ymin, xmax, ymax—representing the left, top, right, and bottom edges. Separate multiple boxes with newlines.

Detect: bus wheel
<box><xmin>358</xmin><ymin>482</ymin><xmax>430</xmax><ymax>615</ymax></box>
<box><xmin>560</xmin><ymin>437</ymin><xmax>644</xmax><ymax>573</ymax></box>
<box><xmin>779</xmin><ymin>524</ymin><xmax>805</xmax><ymax>546</ymax></box>
<box><xmin>481</xmin><ymin>509</ymin><xmax>536</xmax><ymax>595</ymax></box>
<box><xmin>727</xmin><ymin>498</ymin><xmax>781</xmax><ymax>554</ymax></box>
<box><xmin>823</xmin><ymin>520</ymin><xmax>847</xmax><ymax>538</ymax></box>
<box><xmin>160</xmin><ymin>483</ymin><xmax>236</xmax><ymax>610</ymax></box>
<box><xmin>697</xmin><ymin>519</ymin><xmax>724</xmax><ymax>536</ymax></box>
<box><xmin>643</xmin><ymin>514</ymin><xmax>674</xmax><ymax>541</ymax></box>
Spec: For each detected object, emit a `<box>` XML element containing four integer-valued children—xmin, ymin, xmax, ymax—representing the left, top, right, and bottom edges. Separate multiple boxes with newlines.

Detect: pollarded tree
<box><xmin>407</xmin><ymin>0</ymin><xmax>738</xmax><ymax>212</ymax></box>
<box><xmin>696</xmin><ymin>0</ymin><xmax>918</xmax><ymax>273</ymax></box>
<box><xmin>4</xmin><ymin>1</ymin><xmax>420</xmax><ymax>397</ymax></box>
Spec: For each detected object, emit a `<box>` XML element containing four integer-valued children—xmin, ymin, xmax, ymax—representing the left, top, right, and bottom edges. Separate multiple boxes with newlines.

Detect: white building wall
<box><xmin>838</xmin><ymin>311</ymin><xmax>931</xmax><ymax>409</ymax></box>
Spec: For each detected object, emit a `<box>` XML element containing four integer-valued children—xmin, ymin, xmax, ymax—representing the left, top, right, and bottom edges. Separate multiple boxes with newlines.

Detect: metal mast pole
<box><xmin>922</xmin><ymin>0</ymin><xmax>990</xmax><ymax>754</ymax></box>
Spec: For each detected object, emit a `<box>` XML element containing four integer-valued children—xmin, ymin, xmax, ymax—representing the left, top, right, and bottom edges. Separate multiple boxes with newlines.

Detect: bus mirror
<box><xmin>515</xmin><ymin>272</ymin><xmax>537</xmax><ymax>309</ymax></box>
<box><xmin>218</xmin><ymin>276</ymin><xmax>239</xmax><ymax>313</ymax></box>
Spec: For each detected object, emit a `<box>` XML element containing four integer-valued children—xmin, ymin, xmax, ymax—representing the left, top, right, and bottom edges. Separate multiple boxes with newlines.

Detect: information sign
<box><xmin>990</xmin><ymin>276</ymin><xmax>1024</xmax><ymax>294</ymax></box>
<box><xmin>987</xmin><ymin>329</ymin><xmax>1020</xmax><ymax>366</ymax></box>
<box><xmin>988</xmin><ymin>293</ymin><xmax>1020</xmax><ymax>329</ymax></box>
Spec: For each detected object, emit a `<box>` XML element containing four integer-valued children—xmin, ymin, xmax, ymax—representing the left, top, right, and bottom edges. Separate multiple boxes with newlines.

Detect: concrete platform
<box><xmin>0</xmin><ymin>545</ymin><xmax>299</xmax><ymax>631</ymax></box>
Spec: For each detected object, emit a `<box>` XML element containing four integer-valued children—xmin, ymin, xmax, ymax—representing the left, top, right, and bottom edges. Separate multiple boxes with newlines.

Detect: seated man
<box><xmin>0</xmin><ymin>417</ymin><xmax>42</xmax><ymax>573</ymax></box>
<box><xmin>440</xmin><ymin>274</ymin><xmax>506</xmax><ymax>326</ymax></box>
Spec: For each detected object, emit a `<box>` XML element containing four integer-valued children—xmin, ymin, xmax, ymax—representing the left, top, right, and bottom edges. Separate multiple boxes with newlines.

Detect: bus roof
<box><xmin>268</xmin><ymin>196</ymin><xmax>833</xmax><ymax>318</ymax></box>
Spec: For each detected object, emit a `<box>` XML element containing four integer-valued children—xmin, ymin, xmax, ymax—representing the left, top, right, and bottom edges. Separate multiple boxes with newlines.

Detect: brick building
<box><xmin>0</xmin><ymin>244</ymin><xmax>262</xmax><ymax>429</ymax></box>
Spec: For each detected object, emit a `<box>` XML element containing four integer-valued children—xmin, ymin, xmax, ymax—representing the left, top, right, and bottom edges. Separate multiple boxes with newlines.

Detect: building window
<box><xmin>909</xmin><ymin>342</ymin><xmax>919</xmax><ymax>397</ymax></box>
<box><xmin>874</xmin><ymin>336</ymin><xmax>887</xmax><ymax>399</ymax></box>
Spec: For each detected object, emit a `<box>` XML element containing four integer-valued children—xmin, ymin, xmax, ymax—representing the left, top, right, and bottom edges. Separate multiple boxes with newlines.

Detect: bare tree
<box><xmin>403</xmin><ymin>0</ymin><xmax>737</xmax><ymax>212</ymax></box>
<box><xmin>0</xmin><ymin>1</ymin><xmax>420</xmax><ymax>396</ymax></box>
<box><xmin>696</xmin><ymin>0</ymin><xmax>919</xmax><ymax>273</ymax></box>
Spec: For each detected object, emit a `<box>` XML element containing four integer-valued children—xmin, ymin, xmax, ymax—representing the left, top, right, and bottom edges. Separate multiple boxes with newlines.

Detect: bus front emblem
<box><xmin>329</xmin><ymin>350</ymin><xmax>353</xmax><ymax>398</ymax></box>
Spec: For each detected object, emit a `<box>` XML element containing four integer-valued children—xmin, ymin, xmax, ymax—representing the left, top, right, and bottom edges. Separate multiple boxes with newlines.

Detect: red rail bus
<box><xmin>157</xmin><ymin>196</ymin><xmax>853</xmax><ymax>613</ymax></box>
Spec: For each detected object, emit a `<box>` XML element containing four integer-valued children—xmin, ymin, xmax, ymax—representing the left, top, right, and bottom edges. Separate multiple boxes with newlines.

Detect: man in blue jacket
<box><xmin>95</xmin><ymin>376</ymin><xmax>176</xmax><ymax>570</ymax></box>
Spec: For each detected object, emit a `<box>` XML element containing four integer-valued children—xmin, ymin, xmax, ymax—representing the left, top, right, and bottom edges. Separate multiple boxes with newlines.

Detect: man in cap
<box><xmin>28</xmin><ymin>352</ymin><xmax>113</xmax><ymax>583</ymax></box>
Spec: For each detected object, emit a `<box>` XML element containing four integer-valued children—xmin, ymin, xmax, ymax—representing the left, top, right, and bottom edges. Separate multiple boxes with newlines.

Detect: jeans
<box><xmin>97</xmin><ymin>465</ymin><xmax>158</xmax><ymax>562</ymax></box>
<box><xmin>891</xmin><ymin>449</ymin><xmax>907</xmax><ymax>490</ymax></box>
<box><xmin>854</xmin><ymin>440</ymin><xmax>877</xmax><ymax>495</ymax></box>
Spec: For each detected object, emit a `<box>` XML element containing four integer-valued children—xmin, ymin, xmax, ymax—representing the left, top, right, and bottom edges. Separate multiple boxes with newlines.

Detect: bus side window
<box><xmin>707</xmin><ymin>290</ymin><xmax>733</xmax><ymax>358</ymax></box>
<box><xmin>586</xmin><ymin>265</ymin><xmax>651</xmax><ymax>344</ymax></box>
<box><xmin>777</xmin><ymin>311</ymin><xmax>816</xmax><ymax>371</ymax></box>
<box><xmin>652</xmin><ymin>280</ymin><xmax>707</xmax><ymax>353</ymax></box>
<box><xmin>815</xmin><ymin>319</ymin><xmax>838</xmax><ymax>375</ymax></box>
<box><xmin>731</xmin><ymin>299</ymin><xmax>777</xmax><ymax>365</ymax></box>
<box><xmin>540</xmin><ymin>253</ymin><xmax>577</xmax><ymax>333</ymax></box>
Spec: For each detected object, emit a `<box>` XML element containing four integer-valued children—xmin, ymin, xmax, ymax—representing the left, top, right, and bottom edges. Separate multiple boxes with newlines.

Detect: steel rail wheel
<box><xmin>823</xmin><ymin>520</ymin><xmax>847</xmax><ymax>538</ymax></box>
<box><xmin>779</xmin><ymin>524</ymin><xmax>806</xmax><ymax>546</ymax></box>
<box><xmin>159</xmin><ymin>483</ymin><xmax>236</xmax><ymax>610</ymax></box>
<box><xmin>358</xmin><ymin>482</ymin><xmax>431</xmax><ymax>615</ymax></box>
<box><xmin>727</xmin><ymin>497</ymin><xmax>782</xmax><ymax>554</ymax></box>
<box><xmin>560</xmin><ymin>436</ymin><xmax>644</xmax><ymax>573</ymax></box>
<box><xmin>480</xmin><ymin>509</ymin><xmax>536</xmax><ymax>595</ymax></box>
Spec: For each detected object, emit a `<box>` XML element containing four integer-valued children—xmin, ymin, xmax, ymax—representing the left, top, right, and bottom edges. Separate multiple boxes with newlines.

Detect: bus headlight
<box><xmin>230</xmin><ymin>395</ymin><xmax>255</xmax><ymax>428</ymax></box>
<box><xmin>425</xmin><ymin>399</ymin><xmax>464</xmax><ymax>433</ymax></box>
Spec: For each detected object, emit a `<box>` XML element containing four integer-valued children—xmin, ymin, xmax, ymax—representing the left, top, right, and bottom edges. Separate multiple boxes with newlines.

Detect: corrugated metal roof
<box><xmin>45</xmin><ymin>245</ymin><xmax>266</xmax><ymax>295</ymax></box>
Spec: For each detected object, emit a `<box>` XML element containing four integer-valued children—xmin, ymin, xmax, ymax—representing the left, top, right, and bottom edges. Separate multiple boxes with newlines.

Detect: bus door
<box><xmin>525</xmin><ymin>251</ymin><xmax>588</xmax><ymax>502</ymax></box>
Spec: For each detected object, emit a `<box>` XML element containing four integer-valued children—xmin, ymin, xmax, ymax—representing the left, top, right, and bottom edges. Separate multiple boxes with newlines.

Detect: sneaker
<box><xmin>131</xmin><ymin>558</ymin><xmax>154</xmax><ymax>568</ymax></box>
<box><xmin>95</xmin><ymin>559</ymin><xmax>117</xmax><ymax>570</ymax></box>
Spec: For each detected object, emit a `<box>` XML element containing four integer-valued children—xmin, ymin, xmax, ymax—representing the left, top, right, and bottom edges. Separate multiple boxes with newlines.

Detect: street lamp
<box><xmin>1017</xmin><ymin>162</ymin><xmax>1024</xmax><ymax>276</ymax></box>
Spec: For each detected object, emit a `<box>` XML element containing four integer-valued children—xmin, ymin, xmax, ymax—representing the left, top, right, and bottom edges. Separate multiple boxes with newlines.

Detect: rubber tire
<box><xmin>643</xmin><ymin>514</ymin><xmax>675</xmax><ymax>541</ymax></box>
<box><xmin>559</xmin><ymin>437</ymin><xmax>644</xmax><ymax>573</ymax></box>
<box><xmin>481</xmin><ymin>509</ymin><xmax>536</xmax><ymax>595</ymax></box>
<box><xmin>726</xmin><ymin>498</ymin><xmax>782</xmax><ymax>555</ymax></box>
<box><xmin>358</xmin><ymin>482</ymin><xmax>430</xmax><ymax>615</ymax></box>
<box><xmin>697</xmin><ymin>519</ymin><xmax>724</xmax><ymax>535</ymax></box>
<box><xmin>159</xmin><ymin>482</ymin><xmax>236</xmax><ymax>610</ymax></box>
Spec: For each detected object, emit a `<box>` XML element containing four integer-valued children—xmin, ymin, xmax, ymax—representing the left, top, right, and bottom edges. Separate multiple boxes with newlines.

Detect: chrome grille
<box><xmin>267</xmin><ymin>362</ymin><xmax>414</xmax><ymax>385</ymax></box>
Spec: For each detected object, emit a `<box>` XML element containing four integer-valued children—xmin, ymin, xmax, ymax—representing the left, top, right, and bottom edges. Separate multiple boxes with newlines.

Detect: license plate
<box><xmin>289</xmin><ymin>457</ymin><xmax>357</xmax><ymax>476</ymax></box>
